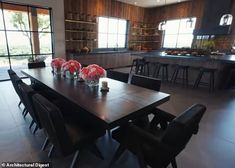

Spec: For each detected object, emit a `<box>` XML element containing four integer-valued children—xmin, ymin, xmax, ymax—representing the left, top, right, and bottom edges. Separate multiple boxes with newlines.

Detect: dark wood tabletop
<box><xmin>22</xmin><ymin>67</ymin><xmax>170</xmax><ymax>129</ymax></box>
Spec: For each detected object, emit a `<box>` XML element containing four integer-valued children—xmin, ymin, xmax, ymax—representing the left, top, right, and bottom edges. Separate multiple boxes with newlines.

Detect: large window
<box><xmin>163</xmin><ymin>17</ymin><xmax>196</xmax><ymax>48</ymax></box>
<box><xmin>98</xmin><ymin>17</ymin><xmax>127</xmax><ymax>48</ymax></box>
<box><xmin>0</xmin><ymin>2</ymin><xmax>54</xmax><ymax>80</ymax></box>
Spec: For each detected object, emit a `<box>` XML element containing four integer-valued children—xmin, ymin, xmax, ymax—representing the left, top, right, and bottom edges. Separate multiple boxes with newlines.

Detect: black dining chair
<box><xmin>110</xmin><ymin>104</ymin><xmax>206</xmax><ymax>168</ymax></box>
<box><xmin>32</xmin><ymin>93</ymin><xmax>105</xmax><ymax>168</ymax></box>
<box><xmin>8</xmin><ymin>69</ymin><xmax>23</xmax><ymax>107</ymax></box>
<box><xmin>8</xmin><ymin>70</ymin><xmax>29</xmax><ymax>117</ymax></box>
<box><xmin>18</xmin><ymin>82</ymin><xmax>42</xmax><ymax>134</ymax></box>
<box><xmin>130</xmin><ymin>74</ymin><xmax>161</xmax><ymax>128</ymax></box>
<box><xmin>131</xmin><ymin>74</ymin><xmax>161</xmax><ymax>91</ymax></box>
<box><xmin>107</xmin><ymin>70</ymin><xmax>129</xmax><ymax>83</ymax></box>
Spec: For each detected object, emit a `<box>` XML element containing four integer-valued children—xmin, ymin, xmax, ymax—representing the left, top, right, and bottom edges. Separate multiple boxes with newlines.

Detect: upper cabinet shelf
<box><xmin>65</xmin><ymin>19</ymin><xmax>96</xmax><ymax>25</ymax></box>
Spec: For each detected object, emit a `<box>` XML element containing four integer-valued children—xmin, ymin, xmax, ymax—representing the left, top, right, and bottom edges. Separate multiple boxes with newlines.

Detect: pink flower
<box><xmin>51</xmin><ymin>58</ymin><xmax>66</xmax><ymax>69</ymax></box>
<box><xmin>80</xmin><ymin>64</ymin><xmax>106</xmax><ymax>80</ymax></box>
<box><xmin>62</xmin><ymin>60</ymin><xmax>81</xmax><ymax>74</ymax></box>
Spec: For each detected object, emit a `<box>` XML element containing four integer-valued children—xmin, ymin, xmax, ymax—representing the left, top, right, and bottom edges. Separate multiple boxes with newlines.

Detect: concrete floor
<box><xmin>0</xmin><ymin>76</ymin><xmax>235</xmax><ymax>168</ymax></box>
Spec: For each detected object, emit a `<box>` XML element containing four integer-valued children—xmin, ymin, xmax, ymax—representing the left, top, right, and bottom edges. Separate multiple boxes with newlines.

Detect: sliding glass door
<box><xmin>0</xmin><ymin>2</ymin><xmax>54</xmax><ymax>81</ymax></box>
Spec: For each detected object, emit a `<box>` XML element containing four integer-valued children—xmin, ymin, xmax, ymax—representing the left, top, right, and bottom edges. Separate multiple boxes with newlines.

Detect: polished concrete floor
<box><xmin>0</xmin><ymin>77</ymin><xmax>235</xmax><ymax>168</ymax></box>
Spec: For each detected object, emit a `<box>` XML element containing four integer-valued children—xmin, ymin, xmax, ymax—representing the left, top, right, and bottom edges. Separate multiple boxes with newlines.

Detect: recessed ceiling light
<box><xmin>134</xmin><ymin>2</ymin><xmax>137</xmax><ymax>5</ymax></box>
<box><xmin>157</xmin><ymin>0</ymin><xmax>160</xmax><ymax>2</ymax></box>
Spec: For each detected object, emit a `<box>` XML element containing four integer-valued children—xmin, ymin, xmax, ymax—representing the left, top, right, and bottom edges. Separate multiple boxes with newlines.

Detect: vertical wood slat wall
<box><xmin>64</xmin><ymin>0</ymin><xmax>235</xmax><ymax>53</ymax></box>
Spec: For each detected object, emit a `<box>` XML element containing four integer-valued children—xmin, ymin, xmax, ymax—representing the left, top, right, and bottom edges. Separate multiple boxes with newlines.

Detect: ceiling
<box><xmin>116</xmin><ymin>0</ymin><xmax>190</xmax><ymax>8</ymax></box>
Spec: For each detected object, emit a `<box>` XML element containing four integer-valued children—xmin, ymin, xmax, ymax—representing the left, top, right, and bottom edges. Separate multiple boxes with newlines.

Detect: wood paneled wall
<box><xmin>64</xmin><ymin>0</ymin><xmax>147</xmax><ymax>22</ymax></box>
<box><xmin>64</xmin><ymin>0</ymin><xmax>235</xmax><ymax>50</ymax></box>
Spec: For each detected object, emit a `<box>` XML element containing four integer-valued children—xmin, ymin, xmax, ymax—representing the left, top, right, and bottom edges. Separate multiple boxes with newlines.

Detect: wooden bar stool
<box><xmin>193</xmin><ymin>68</ymin><xmax>216</xmax><ymax>92</ymax></box>
<box><xmin>170</xmin><ymin>65</ymin><xmax>189</xmax><ymax>87</ymax></box>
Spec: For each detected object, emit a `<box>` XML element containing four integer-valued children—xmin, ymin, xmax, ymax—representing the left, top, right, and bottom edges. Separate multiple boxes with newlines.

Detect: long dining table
<box><xmin>21</xmin><ymin>67</ymin><xmax>170</xmax><ymax>129</ymax></box>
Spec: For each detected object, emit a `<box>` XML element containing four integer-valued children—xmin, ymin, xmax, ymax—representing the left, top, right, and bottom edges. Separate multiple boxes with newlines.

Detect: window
<box><xmin>98</xmin><ymin>17</ymin><xmax>127</xmax><ymax>48</ymax></box>
<box><xmin>0</xmin><ymin>2</ymin><xmax>54</xmax><ymax>80</ymax></box>
<box><xmin>163</xmin><ymin>17</ymin><xmax>196</xmax><ymax>48</ymax></box>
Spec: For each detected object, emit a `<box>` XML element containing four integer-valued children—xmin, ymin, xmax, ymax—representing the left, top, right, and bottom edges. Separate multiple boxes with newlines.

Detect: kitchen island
<box><xmin>132</xmin><ymin>52</ymin><xmax>235</xmax><ymax>89</ymax></box>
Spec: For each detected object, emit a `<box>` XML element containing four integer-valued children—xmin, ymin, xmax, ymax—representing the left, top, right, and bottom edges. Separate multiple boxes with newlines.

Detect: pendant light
<box><xmin>186</xmin><ymin>0</ymin><xmax>194</xmax><ymax>28</ymax></box>
<box><xmin>219</xmin><ymin>14</ymin><xmax>233</xmax><ymax>26</ymax></box>
<box><xmin>158</xmin><ymin>0</ymin><xmax>167</xmax><ymax>31</ymax></box>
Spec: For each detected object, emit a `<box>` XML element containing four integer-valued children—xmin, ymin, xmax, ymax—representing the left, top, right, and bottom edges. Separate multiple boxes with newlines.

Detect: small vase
<box><xmin>85</xmin><ymin>77</ymin><xmax>100</xmax><ymax>87</ymax></box>
<box><xmin>53</xmin><ymin>67</ymin><xmax>61</xmax><ymax>75</ymax></box>
<box><xmin>65</xmin><ymin>71</ymin><xmax>75</xmax><ymax>79</ymax></box>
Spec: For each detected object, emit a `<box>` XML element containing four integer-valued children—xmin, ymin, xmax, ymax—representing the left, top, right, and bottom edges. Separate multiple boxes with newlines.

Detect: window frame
<box><xmin>98</xmin><ymin>16</ymin><xmax>128</xmax><ymax>50</ymax></box>
<box><xmin>162</xmin><ymin>17</ymin><xmax>196</xmax><ymax>49</ymax></box>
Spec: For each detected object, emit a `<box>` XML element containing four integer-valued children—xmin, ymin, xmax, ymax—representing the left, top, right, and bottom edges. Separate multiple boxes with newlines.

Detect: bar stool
<box><xmin>193</xmin><ymin>67</ymin><xmax>216</xmax><ymax>92</ymax></box>
<box><xmin>130</xmin><ymin>58</ymin><xmax>149</xmax><ymax>76</ymax></box>
<box><xmin>154</xmin><ymin>63</ymin><xmax>169</xmax><ymax>81</ymax></box>
<box><xmin>170</xmin><ymin>65</ymin><xmax>189</xmax><ymax>87</ymax></box>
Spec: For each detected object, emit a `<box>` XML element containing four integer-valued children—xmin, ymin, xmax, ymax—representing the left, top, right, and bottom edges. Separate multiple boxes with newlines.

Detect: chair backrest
<box><xmin>32</xmin><ymin>94</ymin><xmax>72</xmax><ymax>155</ymax></box>
<box><xmin>18</xmin><ymin>82</ymin><xmax>41</xmax><ymax>128</ymax></box>
<box><xmin>131</xmin><ymin>74</ymin><xmax>161</xmax><ymax>91</ymax></box>
<box><xmin>8</xmin><ymin>72</ymin><xmax>23</xmax><ymax>99</ymax></box>
<box><xmin>107</xmin><ymin>70</ymin><xmax>129</xmax><ymax>83</ymax></box>
<box><xmin>161</xmin><ymin>104</ymin><xmax>206</xmax><ymax>152</ymax></box>
<box><xmin>8</xmin><ymin>69</ymin><xmax>16</xmax><ymax>76</ymax></box>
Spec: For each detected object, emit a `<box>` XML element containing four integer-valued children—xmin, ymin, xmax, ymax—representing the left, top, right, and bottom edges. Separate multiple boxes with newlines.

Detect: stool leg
<box><xmin>170</xmin><ymin>67</ymin><xmax>177</xmax><ymax>83</ymax></box>
<box><xmin>156</xmin><ymin>66</ymin><xmax>161</xmax><ymax>78</ymax></box>
<box><xmin>166</xmin><ymin>66</ymin><xmax>168</xmax><ymax>81</ymax></box>
<box><xmin>174</xmin><ymin>68</ymin><xmax>179</xmax><ymax>84</ymax></box>
<box><xmin>162</xmin><ymin>66</ymin><xmax>165</xmax><ymax>81</ymax></box>
<box><xmin>193</xmin><ymin>71</ymin><xmax>203</xmax><ymax>89</ymax></box>
<box><xmin>186</xmin><ymin>68</ymin><xmax>189</xmax><ymax>87</ymax></box>
<box><xmin>182</xmin><ymin>68</ymin><xmax>185</xmax><ymax>87</ymax></box>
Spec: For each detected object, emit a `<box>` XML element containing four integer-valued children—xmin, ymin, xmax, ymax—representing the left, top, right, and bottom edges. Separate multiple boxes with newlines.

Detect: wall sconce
<box><xmin>219</xmin><ymin>14</ymin><xmax>233</xmax><ymax>26</ymax></box>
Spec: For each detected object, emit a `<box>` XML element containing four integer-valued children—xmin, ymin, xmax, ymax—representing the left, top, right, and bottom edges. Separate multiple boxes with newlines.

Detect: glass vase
<box><xmin>85</xmin><ymin>77</ymin><xmax>100</xmax><ymax>87</ymax></box>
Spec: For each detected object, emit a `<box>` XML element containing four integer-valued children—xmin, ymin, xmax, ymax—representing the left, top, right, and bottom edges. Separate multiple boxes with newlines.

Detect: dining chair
<box><xmin>8</xmin><ymin>69</ymin><xmax>22</xmax><ymax>107</ymax></box>
<box><xmin>107</xmin><ymin>70</ymin><xmax>129</xmax><ymax>83</ymax></box>
<box><xmin>130</xmin><ymin>74</ymin><xmax>161</xmax><ymax>128</ymax></box>
<box><xmin>32</xmin><ymin>93</ymin><xmax>105</xmax><ymax>168</ymax></box>
<box><xmin>18</xmin><ymin>82</ymin><xmax>42</xmax><ymax>134</ymax></box>
<box><xmin>110</xmin><ymin>104</ymin><xmax>206</xmax><ymax>168</ymax></box>
<box><xmin>131</xmin><ymin>74</ymin><xmax>161</xmax><ymax>91</ymax></box>
<box><xmin>8</xmin><ymin>70</ymin><xmax>29</xmax><ymax>117</ymax></box>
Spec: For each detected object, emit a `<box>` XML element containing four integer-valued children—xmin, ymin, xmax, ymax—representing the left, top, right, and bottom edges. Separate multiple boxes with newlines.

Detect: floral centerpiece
<box><xmin>61</xmin><ymin>60</ymin><xmax>81</xmax><ymax>79</ymax></box>
<box><xmin>80</xmin><ymin>64</ymin><xmax>106</xmax><ymax>86</ymax></box>
<box><xmin>51</xmin><ymin>58</ymin><xmax>66</xmax><ymax>75</ymax></box>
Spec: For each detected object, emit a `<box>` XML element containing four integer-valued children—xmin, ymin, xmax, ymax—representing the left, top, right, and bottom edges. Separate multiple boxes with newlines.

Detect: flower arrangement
<box><xmin>80</xmin><ymin>64</ymin><xmax>106</xmax><ymax>86</ymax></box>
<box><xmin>61</xmin><ymin>60</ymin><xmax>81</xmax><ymax>79</ymax></box>
<box><xmin>51</xmin><ymin>58</ymin><xmax>66</xmax><ymax>74</ymax></box>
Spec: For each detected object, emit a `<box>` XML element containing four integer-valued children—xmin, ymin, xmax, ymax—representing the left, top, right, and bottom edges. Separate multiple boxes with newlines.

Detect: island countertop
<box><xmin>132</xmin><ymin>51</ymin><xmax>235</xmax><ymax>64</ymax></box>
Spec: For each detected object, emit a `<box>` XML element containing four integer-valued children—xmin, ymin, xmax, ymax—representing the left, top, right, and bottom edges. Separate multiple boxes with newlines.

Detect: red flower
<box><xmin>62</xmin><ymin>60</ymin><xmax>81</xmax><ymax>74</ymax></box>
<box><xmin>80</xmin><ymin>64</ymin><xmax>106</xmax><ymax>80</ymax></box>
<box><xmin>51</xmin><ymin>58</ymin><xmax>66</xmax><ymax>69</ymax></box>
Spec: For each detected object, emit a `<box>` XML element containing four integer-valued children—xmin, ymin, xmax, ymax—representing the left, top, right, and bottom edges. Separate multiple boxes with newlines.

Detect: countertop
<box><xmin>132</xmin><ymin>51</ymin><xmax>235</xmax><ymax>64</ymax></box>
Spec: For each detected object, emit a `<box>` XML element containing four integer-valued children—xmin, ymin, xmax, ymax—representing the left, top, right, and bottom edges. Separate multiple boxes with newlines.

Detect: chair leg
<box><xmin>18</xmin><ymin>100</ymin><xmax>22</xmax><ymax>107</ymax></box>
<box><xmin>136</xmin><ymin>151</ymin><xmax>147</xmax><ymax>168</ymax></box>
<box><xmin>90</xmin><ymin>144</ymin><xmax>104</xmax><ymax>160</ymax></box>
<box><xmin>171</xmin><ymin>158</ymin><xmax>177</xmax><ymax>168</ymax></box>
<box><xmin>173</xmin><ymin>68</ymin><xmax>179</xmax><ymax>84</ymax></box>
<box><xmin>48</xmin><ymin>144</ymin><xmax>54</xmax><ymax>158</ymax></box>
<box><xmin>23</xmin><ymin>111</ymin><xmax>28</xmax><ymax>118</ymax></box>
<box><xmin>41</xmin><ymin>136</ymin><xmax>49</xmax><ymax>151</ymax></box>
<box><xmin>193</xmin><ymin>71</ymin><xmax>203</xmax><ymax>89</ymax></box>
<box><xmin>33</xmin><ymin>125</ymin><xmax>39</xmax><ymax>134</ymax></box>
<box><xmin>166</xmin><ymin>66</ymin><xmax>168</xmax><ymax>81</ymax></box>
<box><xmin>29</xmin><ymin>120</ymin><xmax>34</xmax><ymax>130</ymax></box>
<box><xmin>109</xmin><ymin>145</ymin><xmax>126</xmax><ymax>167</ymax></box>
<box><xmin>70</xmin><ymin>150</ymin><xmax>79</xmax><ymax>168</ymax></box>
